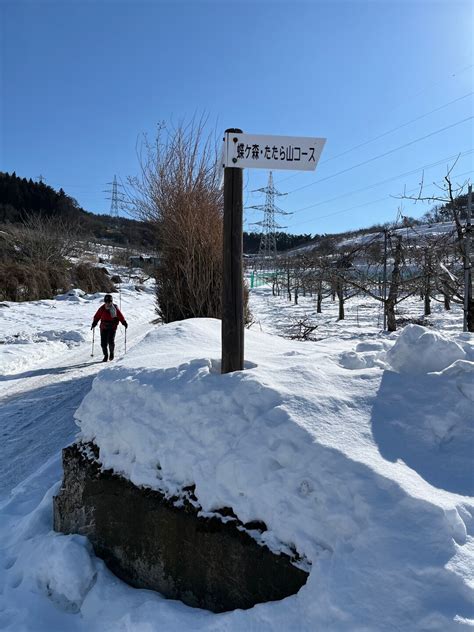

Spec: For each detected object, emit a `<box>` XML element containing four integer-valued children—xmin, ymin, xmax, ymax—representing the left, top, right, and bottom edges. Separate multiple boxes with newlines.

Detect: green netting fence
<box><xmin>248</xmin><ymin>272</ymin><xmax>273</xmax><ymax>288</ymax></box>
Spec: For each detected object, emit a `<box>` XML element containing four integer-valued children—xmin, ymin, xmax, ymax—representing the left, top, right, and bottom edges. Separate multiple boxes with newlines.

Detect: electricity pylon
<box><xmin>249</xmin><ymin>172</ymin><xmax>292</xmax><ymax>270</ymax></box>
<box><xmin>105</xmin><ymin>175</ymin><xmax>126</xmax><ymax>219</ymax></box>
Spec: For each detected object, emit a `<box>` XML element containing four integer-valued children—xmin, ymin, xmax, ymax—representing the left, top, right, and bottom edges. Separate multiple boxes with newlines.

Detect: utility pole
<box><xmin>464</xmin><ymin>184</ymin><xmax>472</xmax><ymax>332</ymax></box>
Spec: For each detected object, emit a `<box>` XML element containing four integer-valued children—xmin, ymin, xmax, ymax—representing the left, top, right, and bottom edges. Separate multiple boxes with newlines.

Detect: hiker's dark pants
<box><xmin>100</xmin><ymin>328</ymin><xmax>116</xmax><ymax>358</ymax></box>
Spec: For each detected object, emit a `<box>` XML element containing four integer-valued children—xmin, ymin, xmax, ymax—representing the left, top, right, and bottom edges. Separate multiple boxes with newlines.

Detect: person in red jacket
<box><xmin>91</xmin><ymin>294</ymin><xmax>128</xmax><ymax>362</ymax></box>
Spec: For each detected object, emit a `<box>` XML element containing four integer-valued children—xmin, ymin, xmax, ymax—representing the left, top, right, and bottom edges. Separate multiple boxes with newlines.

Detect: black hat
<box><xmin>104</xmin><ymin>294</ymin><xmax>113</xmax><ymax>303</ymax></box>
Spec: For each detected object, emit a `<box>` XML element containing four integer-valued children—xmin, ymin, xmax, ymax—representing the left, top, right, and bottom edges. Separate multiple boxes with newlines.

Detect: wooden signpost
<box><xmin>221</xmin><ymin>130</ymin><xmax>326</xmax><ymax>374</ymax></box>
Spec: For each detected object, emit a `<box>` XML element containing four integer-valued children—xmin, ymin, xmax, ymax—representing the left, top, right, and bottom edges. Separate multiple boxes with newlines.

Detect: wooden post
<box><xmin>222</xmin><ymin>129</ymin><xmax>244</xmax><ymax>373</ymax></box>
<box><xmin>383</xmin><ymin>228</ymin><xmax>388</xmax><ymax>331</ymax></box>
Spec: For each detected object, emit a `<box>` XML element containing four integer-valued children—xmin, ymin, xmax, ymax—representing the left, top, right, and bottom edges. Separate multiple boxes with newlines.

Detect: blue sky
<box><xmin>1</xmin><ymin>0</ymin><xmax>473</xmax><ymax>236</ymax></box>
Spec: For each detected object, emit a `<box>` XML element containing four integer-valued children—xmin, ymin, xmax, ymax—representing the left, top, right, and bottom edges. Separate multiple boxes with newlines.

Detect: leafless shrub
<box><xmin>2</xmin><ymin>213</ymin><xmax>81</xmax><ymax>266</ymax></box>
<box><xmin>127</xmin><ymin>117</ymin><xmax>236</xmax><ymax>323</ymax></box>
<box><xmin>71</xmin><ymin>263</ymin><xmax>116</xmax><ymax>294</ymax></box>
<box><xmin>110</xmin><ymin>250</ymin><xmax>133</xmax><ymax>266</ymax></box>
<box><xmin>0</xmin><ymin>262</ymin><xmax>68</xmax><ymax>301</ymax></box>
<box><xmin>285</xmin><ymin>315</ymin><xmax>318</xmax><ymax>341</ymax></box>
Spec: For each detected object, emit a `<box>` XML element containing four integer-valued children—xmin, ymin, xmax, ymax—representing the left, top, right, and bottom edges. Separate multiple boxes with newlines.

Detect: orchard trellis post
<box><xmin>221</xmin><ymin>130</ymin><xmax>326</xmax><ymax>374</ymax></box>
<box><xmin>463</xmin><ymin>184</ymin><xmax>472</xmax><ymax>332</ymax></box>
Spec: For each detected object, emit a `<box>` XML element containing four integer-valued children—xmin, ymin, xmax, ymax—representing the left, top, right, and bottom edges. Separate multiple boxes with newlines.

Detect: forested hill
<box><xmin>0</xmin><ymin>172</ymin><xmax>157</xmax><ymax>248</ymax></box>
<box><xmin>243</xmin><ymin>231</ymin><xmax>314</xmax><ymax>254</ymax></box>
<box><xmin>0</xmin><ymin>172</ymin><xmax>81</xmax><ymax>222</ymax></box>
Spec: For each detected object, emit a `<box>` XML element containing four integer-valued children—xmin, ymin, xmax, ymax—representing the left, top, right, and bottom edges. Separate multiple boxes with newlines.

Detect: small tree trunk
<box><xmin>423</xmin><ymin>254</ymin><xmax>432</xmax><ymax>316</ymax></box>
<box><xmin>317</xmin><ymin>292</ymin><xmax>322</xmax><ymax>313</ymax></box>
<box><xmin>385</xmin><ymin>236</ymin><xmax>403</xmax><ymax>332</ymax></box>
<box><xmin>386</xmin><ymin>301</ymin><xmax>397</xmax><ymax>331</ymax></box>
<box><xmin>336</xmin><ymin>281</ymin><xmax>344</xmax><ymax>321</ymax></box>
<box><xmin>468</xmin><ymin>298</ymin><xmax>474</xmax><ymax>333</ymax></box>
<box><xmin>443</xmin><ymin>292</ymin><xmax>451</xmax><ymax>310</ymax></box>
<box><xmin>338</xmin><ymin>296</ymin><xmax>344</xmax><ymax>320</ymax></box>
<box><xmin>424</xmin><ymin>288</ymin><xmax>431</xmax><ymax>316</ymax></box>
<box><xmin>294</xmin><ymin>286</ymin><xmax>299</xmax><ymax>305</ymax></box>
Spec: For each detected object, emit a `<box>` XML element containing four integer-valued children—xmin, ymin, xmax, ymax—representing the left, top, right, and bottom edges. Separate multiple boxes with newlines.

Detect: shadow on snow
<box><xmin>371</xmin><ymin>370</ymin><xmax>474</xmax><ymax>497</ymax></box>
<box><xmin>0</xmin><ymin>374</ymin><xmax>94</xmax><ymax>500</ymax></box>
<box><xmin>0</xmin><ymin>361</ymin><xmax>103</xmax><ymax>382</ymax></box>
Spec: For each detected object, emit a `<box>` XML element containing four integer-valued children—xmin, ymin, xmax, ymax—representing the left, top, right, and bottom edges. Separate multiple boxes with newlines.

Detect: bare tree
<box><xmin>397</xmin><ymin>163</ymin><xmax>473</xmax><ymax>331</ymax></box>
<box><xmin>2</xmin><ymin>212</ymin><xmax>81</xmax><ymax>266</ymax></box>
<box><xmin>337</xmin><ymin>229</ymin><xmax>418</xmax><ymax>331</ymax></box>
<box><xmin>127</xmin><ymin>118</ymin><xmax>225</xmax><ymax>323</ymax></box>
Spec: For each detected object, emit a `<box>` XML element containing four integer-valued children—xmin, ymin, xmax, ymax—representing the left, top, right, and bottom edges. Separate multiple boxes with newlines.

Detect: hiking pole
<box><xmin>124</xmin><ymin>326</ymin><xmax>127</xmax><ymax>355</ymax></box>
<box><xmin>91</xmin><ymin>328</ymin><xmax>95</xmax><ymax>357</ymax></box>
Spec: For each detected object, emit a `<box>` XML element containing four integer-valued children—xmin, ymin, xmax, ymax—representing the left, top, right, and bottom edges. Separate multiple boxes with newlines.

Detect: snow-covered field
<box><xmin>0</xmin><ymin>278</ymin><xmax>473</xmax><ymax>631</ymax></box>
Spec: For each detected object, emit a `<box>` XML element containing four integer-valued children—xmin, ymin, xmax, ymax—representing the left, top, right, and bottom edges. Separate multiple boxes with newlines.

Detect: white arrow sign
<box><xmin>223</xmin><ymin>132</ymin><xmax>326</xmax><ymax>171</ymax></box>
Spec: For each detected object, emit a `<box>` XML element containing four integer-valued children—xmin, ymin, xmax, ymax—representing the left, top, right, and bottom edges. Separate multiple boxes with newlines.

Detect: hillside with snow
<box><xmin>0</xmin><ymin>279</ymin><xmax>473</xmax><ymax>631</ymax></box>
<box><xmin>287</xmin><ymin>220</ymin><xmax>458</xmax><ymax>256</ymax></box>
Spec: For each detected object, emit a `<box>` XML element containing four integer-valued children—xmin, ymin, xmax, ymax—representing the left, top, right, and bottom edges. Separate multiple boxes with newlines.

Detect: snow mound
<box><xmin>0</xmin><ymin>340</ymin><xmax>66</xmax><ymax>375</ymax></box>
<box><xmin>385</xmin><ymin>324</ymin><xmax>466</xmax><ymax>374</ymax></box>
<box><xmin>28</xmin><ymin>534</ymin><xmax>96</xmax><ymax>612</ymax></box>
<box><xmin>355</xmin><ymin>341</ymin><xmax>384</xmax><ymax>352</ymax></box>
<box><xmin>0</xmin><ymin>330</ymin><xmax>86</xmax><ymax>375</ymax></box>
<box><xmin>339</xmin><ymin>350</ymin><xmax>380</xmax><ymax>369</ymax></box>
<box><xmin>55</xmin><ymin>289</ymin><xmax>86</xmax><ymax>302</ymax></box>
<box><xmin>38</xmin><ymin>329</ymin><xmax>86</xmax><ymax>345</ymax></box>
<box><xmin>73</xmin><ymin>318</ymin><xmax>474</xmax><ymax>630</ymax></box>
<box><xmin>437</xmin><ymin>359</ymin><xmax>474</xmax><ymax>402</ymax></box>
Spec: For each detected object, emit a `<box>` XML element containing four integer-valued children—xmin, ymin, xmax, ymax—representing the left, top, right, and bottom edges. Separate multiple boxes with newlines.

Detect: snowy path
<box><xmin>0</xmin><ymin>369</ymin><xmax>95</xmax><ymax>500</ymax></box>
<box><xmin>0</xmin><ymin>288</ymin><xmax>157</xmax><ymax>501</ymax></box>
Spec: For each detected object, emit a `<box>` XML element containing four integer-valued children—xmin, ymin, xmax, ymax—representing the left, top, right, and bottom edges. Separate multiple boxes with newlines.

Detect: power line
<box><xmin>275</xmin><ymin>62</ymin><xmax>474</xmax><ymax>187</ymax></box>
<box><xmin>285</xmin><ymin>170</ymin><xmax>473</xmax><ymax>231</ymax></box>
<box><xmin>317</xmin><ymin>92</ymin><xmax>473</xmax><ymax>167</ymax></box>
<box><xmin>276</xmin><ymin>91</ymin><xmax>473</xmax><ymax>187</ymax></box>
<box><xmin>245</xmin><ymin>150</ymin><xmax>473</xmax><ymax>224</ymax></box>
<box><xmin>285</xmin><ymin>116</ymin><xmax>473</xmax><ymax>195</ymax></box>
<box><xmin>287</xmin><ymin>149</ymin><xmax>474</xmax><ymax>215</ymax></box>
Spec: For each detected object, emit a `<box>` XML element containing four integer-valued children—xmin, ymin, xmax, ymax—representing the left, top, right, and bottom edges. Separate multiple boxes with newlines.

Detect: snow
<box><xmin>1</xmin><ymin>279</ymin><xmax>473</xmax><ymax>631</ymax></box>
<box><xmin>0</xmin><ymin>278</ymin><xmax>157</xmax><ymax>497</ymax></box>
<box><xmin>384</xmin><ymin>324</ymin><xmax>467</xmax><ymax>374</ymax></box>
<box><xmin>288</xmin><ymin>221</ymin><xmax>457</xmax><ymax>255</ymax></box>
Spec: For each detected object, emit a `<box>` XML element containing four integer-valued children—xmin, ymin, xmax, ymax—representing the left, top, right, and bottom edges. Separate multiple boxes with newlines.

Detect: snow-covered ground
<box><xmin>289</xmin><ymin>220</ymin><xmax>457</xmax><ymax>255</ymax></box>
<box><xmin>0</xmin><ymin>280</ymin><xmax>473</xmax><ymax>631</ymax></box>
<box><xmin>0</xmin><ymin>279</ymin><xmax>156</xmax><ymax>499</ymax></box>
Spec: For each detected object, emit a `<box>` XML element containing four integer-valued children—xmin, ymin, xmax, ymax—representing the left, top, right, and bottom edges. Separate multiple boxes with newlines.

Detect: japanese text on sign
<box><xmin>237</xmin><ymin>143</ymin><xmax>317</xmax><ymax>162</ymax></box>
<box><xmin>223</xmin><ymin>133</ymin><xmax>326</xmax><ymax>172</ymax></box>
